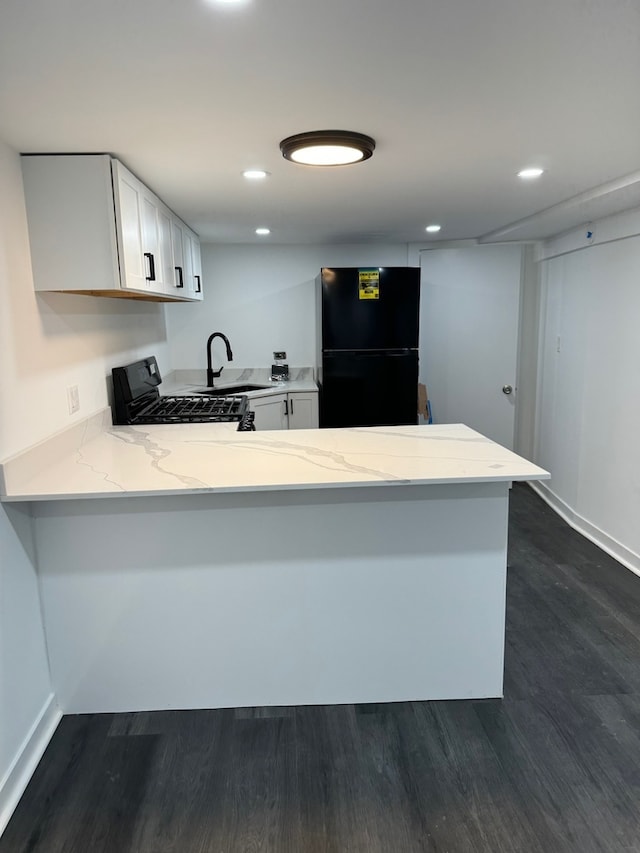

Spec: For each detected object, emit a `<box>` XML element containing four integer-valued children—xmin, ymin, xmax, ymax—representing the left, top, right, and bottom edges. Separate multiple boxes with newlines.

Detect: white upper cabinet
<box><xmin>22</xmin><ymin>154</ymin><xmax>203</xmax><ymax>303</ymax></box>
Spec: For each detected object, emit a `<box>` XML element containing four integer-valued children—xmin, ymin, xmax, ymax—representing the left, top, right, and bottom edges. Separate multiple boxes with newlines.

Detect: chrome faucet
<box><xmin>206</xmin><ymin>332</ymin><xmax>233</xmax><ymax>387</ymax></box>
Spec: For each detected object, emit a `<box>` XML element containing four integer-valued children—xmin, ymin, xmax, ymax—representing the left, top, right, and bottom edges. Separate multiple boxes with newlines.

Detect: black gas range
<box><xmin>111</xmin><ymin>357</ymin><xmax>255</xmax><ymax>430</ymax></box>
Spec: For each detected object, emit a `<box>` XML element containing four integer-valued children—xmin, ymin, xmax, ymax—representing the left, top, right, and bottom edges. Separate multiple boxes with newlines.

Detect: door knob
<box><xmin>502</xmin><ymin>385</ymin><xmax>513</xmax><ymax>395</ymax></box>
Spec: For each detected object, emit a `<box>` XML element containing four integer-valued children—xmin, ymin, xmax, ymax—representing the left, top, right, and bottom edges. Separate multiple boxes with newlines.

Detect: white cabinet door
<box><xmin>140</xmin><ymin>192</ymin><xmax>161</xmax><ymax>291</ymax></box>
<box><xmin>183</xmin><ymin>228</ymin><xmax>204</xmax><ymax>300</ymax></box>
<box><xmin>113</xmin><ymin>162</ymin><xmax>149</xmax><ymax>292</ymax></box>
<box><xmin>248</xmin><ymin>394</ymin><xmax>288</xmax><ymax>430</ymax></box>
<box><xmin>157</xmin><ymin>204</ymin><xmax>175</xmax><ymax>296</ymax></box>
<box><xmin>171</xmin><ymin>220</ymin><xmax>186</xmax><ymax>294</ymax></box>
<box><xmin>140</xmin><ymin>193</ymin><xmax>177</xmax><ymax>296</ymax></box>
<box><xmin>191</xmin><ymin>233</ymin><xmax>204</xmax><ymax>300</ymax></box>
<box><xmin>287</xmin><ymin>392</ymin><xmax>319</xmax><ymax>429</ymax></box>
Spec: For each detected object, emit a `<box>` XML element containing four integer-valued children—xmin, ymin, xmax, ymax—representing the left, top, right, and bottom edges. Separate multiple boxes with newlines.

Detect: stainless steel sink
<box><xmin>194</xmin><ymin>384</ymin><xmax>271</xmax><ymax>396</ymax></box>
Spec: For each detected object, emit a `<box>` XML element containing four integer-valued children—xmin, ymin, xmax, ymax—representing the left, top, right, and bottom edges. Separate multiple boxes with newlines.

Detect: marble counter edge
<box><xmin>1</xmin><ymin>471</ymin><xmax>549</xmax><ymax>503</ymax></box>
<box><xmin>1</xmin><ymin>415</ymin><xmax>550</xmax><ymax>504</ymax></box>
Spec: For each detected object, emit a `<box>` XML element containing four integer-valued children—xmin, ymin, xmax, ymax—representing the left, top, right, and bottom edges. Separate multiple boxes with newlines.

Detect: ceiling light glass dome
<box><xmin>280</xmin><ymin>130</ymin><xmax>375</xmax><ymax>167</ymax></box>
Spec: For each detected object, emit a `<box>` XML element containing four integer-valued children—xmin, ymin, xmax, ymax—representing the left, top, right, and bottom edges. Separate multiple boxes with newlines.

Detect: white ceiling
<box><xmin>1</xmin><ymin>0</ymin><xmax>639</xmax><ymax>245</ymax></box>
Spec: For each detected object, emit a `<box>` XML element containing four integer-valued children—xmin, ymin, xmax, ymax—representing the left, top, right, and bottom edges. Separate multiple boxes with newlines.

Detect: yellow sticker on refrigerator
<box><xmin>358</xmin><ymin>269</ymin><xmax>380</xmax><ymax>299</ymax></box>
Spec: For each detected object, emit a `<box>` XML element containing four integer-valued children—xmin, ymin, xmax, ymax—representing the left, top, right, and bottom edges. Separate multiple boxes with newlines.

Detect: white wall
<box><xmin>534</xmin><ymin>213</ymin><xmax>640</xmax><ymax>574</ymax></box>
<box><xmin>0</xmin><ymin>142</ymin><xmax>171</xmax><ymax>460</ymax></box>
<box><xmin>166</xmin><ymin>244</ymin><xmax>409</xmax><ymax>371</ymax></box>
<box><xmin>0</xmin><ymin>137</ymin><xmax>172</xmax><ymax>831</ymax></box>
<box><xmin>0</xmin><ymin>505</ymin><xmax>57</xmax><ymax>833</ymax></box>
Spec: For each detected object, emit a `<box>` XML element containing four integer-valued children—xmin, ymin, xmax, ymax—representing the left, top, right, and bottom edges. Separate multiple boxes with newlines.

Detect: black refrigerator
<box><xmin>316</xmin><ymin>267</ymin><xmax>420</xmax><ymax>428</ymax></box>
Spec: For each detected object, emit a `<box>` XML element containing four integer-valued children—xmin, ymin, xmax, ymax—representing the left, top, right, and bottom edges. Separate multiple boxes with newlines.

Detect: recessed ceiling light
<box><xmin>280</xmin><ymin>130</ymin><xmax>375</xmax><ymax>167</ymax></box>
<box><xmin>426</xmin><ymin>224</ymin><xmax>441</xmax><ymax>233</ymax></box>
<box><xmin>517</xmin><ymin>167</ymin><xmax>544</xmax><ymax>179</ymax></box>
<box><xmin>255</xmin><ymin>227</ymin><xmax>270</xmax><ymax>236</ymax></box>
<box><xmin>242</xmin><ymin>169</ymin><xmax>269</xmax><ymax>179</ymax></box>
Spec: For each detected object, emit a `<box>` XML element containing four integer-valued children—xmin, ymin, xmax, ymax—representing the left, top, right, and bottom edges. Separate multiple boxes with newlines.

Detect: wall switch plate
<box><xmin>67</xmin><ymin>384</ymin><xmax>80</xmax><ymax>414</ymax></box>
<box><xmin>273</xmin><ymin>351</ymin><xmax>286</xmax><ymax>360</ymax></box>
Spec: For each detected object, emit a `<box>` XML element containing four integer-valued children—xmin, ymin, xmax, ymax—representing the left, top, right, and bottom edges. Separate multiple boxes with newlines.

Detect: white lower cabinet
<box><xmin>248</xmin><ymin>391</ymin><xmax>319</xmax><ymax>431</ymax></box>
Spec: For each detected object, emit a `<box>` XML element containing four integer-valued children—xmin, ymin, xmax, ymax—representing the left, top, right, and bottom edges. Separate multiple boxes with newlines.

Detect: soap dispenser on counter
<box><xmin>271</xmin><ymin>351</ymin><xmax>289</xmax><ymax>382</ymax></box>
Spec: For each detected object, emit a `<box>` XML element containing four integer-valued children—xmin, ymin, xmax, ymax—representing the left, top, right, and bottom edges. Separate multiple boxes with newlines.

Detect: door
<box><xmin>248</xmin><ymin>394</ymin><xmax>288</xmax><ymax>430</ymax></box>
<box><xmin>190</xmin><ymin>232</ymin><xmax>204</xmax><ymax>300</ymax></box>
<box><xmin>140</xmin><ymin>193</ymin><xmax>160</xmax><ymax>291</ymax></box>
<box><xmin>157</xmin><ymin>204</ymin><xmax>174</xmax><ymax>295</ymax></box>
<box><xmin>171</xmin><ymin>220</ymin><xmax>186</xmax><ymax>294</ymax></box>
<box><xmin>112</xmin><ymin>161</ymin><xmax>148</xmax><ymax>292</ymax></box>
<box><xmin>320</xmin><ymin>267</ymin><xmax>420</xmax><ymax>350</ymax></box>
<box><xmin>288</xmin><ymin>393</ymin><xmax>319</xmax><ymax>429</ymax></box>
<box><xmin>321</xmin><ymin>351</ymin><xmax>418</xmax><ymax>428</ymax></box>
<box><xmin>419</xmin><ymin>246</ymin><xmax>522</xmax><ymax>449</ymax></box>
<box><xmin>182</xmin><ymin>228</ymin><xmax>203</xmax><ymax>300</ymax></box>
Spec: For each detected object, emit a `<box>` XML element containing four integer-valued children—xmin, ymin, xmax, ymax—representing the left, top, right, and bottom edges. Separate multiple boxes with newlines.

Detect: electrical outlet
<box><xmin>67</xmin><ymin>384</ymin><xmax>80</xmax><ymax>415</ymax></box>
<box><xmin>273</xmin><ymin>351</ymin><xmax>287</xmax><ymax>360</ymax></box>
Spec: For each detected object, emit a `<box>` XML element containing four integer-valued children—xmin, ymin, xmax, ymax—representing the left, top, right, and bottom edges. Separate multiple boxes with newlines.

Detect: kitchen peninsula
<box><xmin>1</xmin><ymin>417</ymin><xmax>548</xmax><ymax>714</ymax></box>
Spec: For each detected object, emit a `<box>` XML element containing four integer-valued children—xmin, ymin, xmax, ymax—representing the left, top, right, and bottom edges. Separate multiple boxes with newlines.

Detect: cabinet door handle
<box><xmin>174</xmin><ymin>266</ymin><xmax>184</xmax><ymax>288</ymax></box>
<box><xmin>144</xmin><ymin>253</ymin><xmax>156</xmax><ymax>282</ymax></box>
<box><xmin>290</xmin><ymin>399</ymin><xmax>293</xmax><ymax>414</ymax></box>
<box><xmin>284</xmin><ymin>400</ymin><xmax>288</xmax><ymax>416</ymax></box>
<box><xmin>195</xmin><ymin>275</ymin><xmax>201</xmax><ymax>293</ymax></box>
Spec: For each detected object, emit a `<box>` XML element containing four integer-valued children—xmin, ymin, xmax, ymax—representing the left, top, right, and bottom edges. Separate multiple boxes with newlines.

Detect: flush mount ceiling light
<box><xmin>242</xmin><ymin>169</ymin><xmax>270</xmax><ymax>179</ymax></box>
<box><xmin>255</xmin><ymin>227</ymin><xmax>271</xmax><ymax>236</ymax></box>
<box><xmin>280</xmin><ymin>130</ymin><xmax>375</xmax><ymax>166</ymax></box>
<box><xmin>518</xmin><ymin>167</ymin><xmax>544</xmax><ymax>179</ymax></box>
<box><xmin>425</xmin><ymin>224</ymin><xmax>442</xmax><ymax>233</ymax></box>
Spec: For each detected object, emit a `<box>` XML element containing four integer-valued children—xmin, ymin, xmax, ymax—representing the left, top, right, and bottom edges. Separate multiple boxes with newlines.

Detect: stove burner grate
<box><xmin>133</xmin><ymin>395</ymin><xmax>247</xmax><ymax>424</ymax></box>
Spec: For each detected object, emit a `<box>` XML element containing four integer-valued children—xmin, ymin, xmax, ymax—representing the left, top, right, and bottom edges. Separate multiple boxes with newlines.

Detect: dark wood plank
<box><xmin>0</xmin><ymin>716</ymin><xmax>158</xmax><ymax>853</ymax></box>
<box><xmin>474</xmin><ymin>695</ymin><xmax>640</xmax><ymax>852</ymax></box>
<box><xmin>294</xmin><ymin>704</ymin><xmax>375</xmax><ymax>853</ymax></box>
<box><xmin>397</xmin><ymin>701</ymin><xmax>546</xmax><ymax>853</ymax></box>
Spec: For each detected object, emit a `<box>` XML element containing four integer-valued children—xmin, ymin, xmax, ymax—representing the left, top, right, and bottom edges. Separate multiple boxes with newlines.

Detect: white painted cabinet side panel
<box><xmin>34</xmin><ymin>484</ymin><xmax>509</xmax><ymax>712</ymax></box>
<box><xmin>21</xmin><ymin>154</ymin><xmax>120</xmax><ymax>292</ymax></box>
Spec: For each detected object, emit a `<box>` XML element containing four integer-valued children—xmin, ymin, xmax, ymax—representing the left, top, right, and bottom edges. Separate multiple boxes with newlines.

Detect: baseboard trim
<box><xmin>529</xmin><ymin>481</ymin><xmax>640</xmax><ymax>578</ymax></box>
<box><xmin>0</xmin><ymin>693</ymin><xmax>61</xmax><ymax>837</ymax></box>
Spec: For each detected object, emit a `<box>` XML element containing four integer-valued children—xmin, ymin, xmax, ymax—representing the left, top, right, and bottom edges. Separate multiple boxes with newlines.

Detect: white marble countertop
<box><xmin>0</xmin><ymin>410</ymin><xmax>549</xmax><ymax>502</ymax></box>
<box><xmin>164</xmin><ymin>367</ymin><xmax>317</xmax><ymax>397</ymax></box>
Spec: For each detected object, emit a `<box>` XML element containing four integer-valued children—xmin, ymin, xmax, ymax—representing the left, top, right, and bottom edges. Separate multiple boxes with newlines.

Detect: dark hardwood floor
<box><xmin>3</xmin><ymin>483</ymin><xmax>640</xmax><ymax>852</ymax></box>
